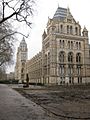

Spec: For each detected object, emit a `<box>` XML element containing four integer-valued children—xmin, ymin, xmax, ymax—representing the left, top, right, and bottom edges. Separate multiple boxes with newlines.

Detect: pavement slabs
<box><xmin>0</xmin><ymin>84</ymin><xmax>58</xmax><ymax>120</ymax></box>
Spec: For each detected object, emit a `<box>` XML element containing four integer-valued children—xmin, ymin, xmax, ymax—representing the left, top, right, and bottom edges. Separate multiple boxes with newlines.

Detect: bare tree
<box><xmin>0</xmin><ymin>67</ymin><xmax>6</xmax><ymax>80</ymax></box>
<box><xmin>0</xmin><ymin>0</ymin><xmax>35</xmax><ymax>67</ymax></box>
<box><xmin>0</xmin><ymin>0</ymin><xmax>34</xmax><ymax>27</ymax></box>
<box><xmin>0</xmin><ymin>21</ymin><xmax>14</xmax><ymax>67</ymax></box>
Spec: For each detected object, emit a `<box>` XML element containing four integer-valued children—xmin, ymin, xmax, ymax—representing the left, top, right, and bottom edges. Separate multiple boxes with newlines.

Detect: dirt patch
<box><xmin>15</xmin><ymin>85</ymin><xmax>90</xmax><ymax>119</ymax></box>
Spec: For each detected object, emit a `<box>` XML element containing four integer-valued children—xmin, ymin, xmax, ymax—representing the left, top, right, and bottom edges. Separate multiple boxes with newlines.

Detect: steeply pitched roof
<box><xmin>53</xmin><ymin>7</ymin><xmax>72</xmax><ymax>20</ymax></box>
<box><xmin>20</xmin><ymin>37</ymin><xmax>27</xmax><ymax>48</ymax></box>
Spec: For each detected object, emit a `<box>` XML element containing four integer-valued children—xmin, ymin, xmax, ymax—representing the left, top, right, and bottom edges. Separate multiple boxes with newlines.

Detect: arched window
<box><xmin>22</xmin><ymin>62</ymin><xmax>25</xmax><ymax>66</ymax></box>
<box><xmin>60</xmin><ymin>40</ymin><xmax>64</xmax><ymax>48</ymax></box>
<box><xmin>68</xmin><ymin>65</ymin><xmax>73</xmax><ymax>75</ymax></box>
<box><xmin>75</xmin><ymin>27</ymin><xmax>78</xmax><ymax>35</ymax></box>
<box><xmin>59</xmin><ymin>65</ymin><xmax>64</xmax><ymax>74</ymax></box>
<box><xmin>59</xmin><ymin>51</ymin><xmax>65</xmax><ymax>62</ymax></box>
<box><xmin>45</xmin><ymin>54</ymin><xmax>47</xmax><ymax>65</ymax></box>
<box><xmin>77</xmin><ymin>65</ymin><xmax>81</xmax><ymax>76</ymax></box>
<box><xmin>79</xmin><ymin>42</ymin><xmax>81</xmax><ymax>49</ymax></box>
<box><xmin>62</xmin><ymin>40</ymin><xmax>64</xmax><ymax>48</ymax></box>
<box><xmin>68</xmin><ymin>41</ymin><xmax>70</xmax><ymax>49</ymax></box>
<box><xmin>21</xmin><ymin>68</ymin><xmax>24</xmax><ymax>73</ymax></box>
<box><xmin>60</xmin><ymin>40</ymin><xmax>61</xmax><ymax>48</ymax></box>
<box><xmin>68</xmin><ymin>52</ymin><xmax>73</xmax><ymax>63</ymax></box>
<box><xmin>76</xmin><ymin>42</ymin><xmax>78</xmax><ymax>49</ymax></box>
<box><xmin>48</xmin><ymin>52</ymin><xmax>50</xmax><ymax>64</ymax></box>
<box><xmin>61</xmin><ymin>25</ymin><xmax>63</xmax><ymax>33</ymax></box>
<box><xmin>47</xmin><ymin>52</ymin><xmax>50</xmax><ymax>75</ymax></box>
<box><xmin>71</xmin><ymin>41</ymin><xmax>73</xmax><ymax>49</ymax></box>
<box><xmin>67</xmin><ymin>25</ymin><xmax>69</xmax><ymax>34</ymax></box>
<box><xmin>76</xmin><ymin>53</ymin><xmax>81</xmax><ymax>63</ymax></box>
<box><xmin>70</xmin><ymin>26</ymin><xmax>73</xmax><ymax>34</ymax></box>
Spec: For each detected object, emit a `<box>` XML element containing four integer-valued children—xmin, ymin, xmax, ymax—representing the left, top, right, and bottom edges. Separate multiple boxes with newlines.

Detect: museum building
<box><xmin>15</xmin><ymin>7</ymin><xmax>90</xmax><ymax>85</ymax></box>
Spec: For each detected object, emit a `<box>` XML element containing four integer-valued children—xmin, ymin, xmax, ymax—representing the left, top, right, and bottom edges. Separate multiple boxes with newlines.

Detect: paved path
<box><xmin>0</xmin><ymin>84</ymin><xmax>57</xmax><ymax>120</ymax></box>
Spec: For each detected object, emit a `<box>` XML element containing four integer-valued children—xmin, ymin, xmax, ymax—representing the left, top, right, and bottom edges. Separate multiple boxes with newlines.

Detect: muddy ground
<box><xmin>15</xmin><ymin>84</ymin><xmax>90</xmax><ymax>120</ymax></box>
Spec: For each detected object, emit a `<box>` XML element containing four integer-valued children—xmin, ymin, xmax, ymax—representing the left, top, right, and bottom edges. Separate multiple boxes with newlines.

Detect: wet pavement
<box><xmin>0</xmin><ymin>84</ymin><xmax>57</xmax><ymax>120</ymax></box>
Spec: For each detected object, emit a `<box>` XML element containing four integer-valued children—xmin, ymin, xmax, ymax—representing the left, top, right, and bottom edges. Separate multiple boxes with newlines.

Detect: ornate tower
<box><xmin>15</xmin><ymin>37</ymin><xmax>28</xmax><ymax>83</ymax></box>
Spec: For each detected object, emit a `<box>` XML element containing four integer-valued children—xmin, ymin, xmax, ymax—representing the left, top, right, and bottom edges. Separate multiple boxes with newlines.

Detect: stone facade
<box><xmin>26</xmin><ymin>52</ymin><xmax>42</xmax><ymax>84</ymax></box>
<box><xmin>26</xmin><ymin>7</ymin><xmax>90</xmax><ymax>85</ymax></box>
<box><xmin>7</xmin><ymin>72</ymin><xmax>15</xmax><ymax>80</ymax></box>
<box><xmin>15</xmin><ymin>37</ymin><xmax>28</xmax><ymax>82</ymax></box>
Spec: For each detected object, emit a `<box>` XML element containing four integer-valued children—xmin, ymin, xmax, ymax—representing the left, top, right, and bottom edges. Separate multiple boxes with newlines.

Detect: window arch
<box><xmin>75</xmin><ymin>27</ymin><xmax>78</xmax><ymax>35</ymax></box>
<box><xmin>61</xmin><ymin>25</ymin><xmax>63</xmax><ymax>33</ymax></box>
<box><xmin>59</xmin><ymin>40</ymin><xmax>61</xmax><ymax>48</ymax></box>
<box><xmin>76</xmin><ymin>53</ymin><xmax>81</xmax><ymax>63</ymax></box>
<box><xmin>71</xmin><ymin>41</ymin><xmax>73</xmax><ymax>49</ymax></box>
<box><xmin>68</xmin><ymin>65</ymin><xmax>73</xmax><ymax>75</ymax></box>
<box><xmin>22</xmin><ymin>62</ymin><xmax>25</xmax><ymax>66</ymax></box>
<box><xmin>62</xmin><ymin>40</ymin><xmax>64</xmax><ymax>48</ymax></box>
<box><xmin>48</xmin><ymin>52</ymin><xmax>50</xmax><ymax>64</ymax></box>
<box><xmin>68</xmin><ymin>41</ymin><xmax>70</xmax><ymax>49</ymax></box>
<box><xmin>70</xmin><ymin>26</ymin><xmax>73</xmax><ymax>34</ymax></box>
<box><xmin>21</xmin><ymin>68</ymin><xmax>24</xmax><ymax>73</ymax></box>
<box><xmin>76</xmin><ymin>42</ymin><xmax>78</xmax><ymax>49</ymax></box>
<box><xmin>59</xmin><ymin>51</ymin><xmax>65</xmax><ymax>62</ymax></box>
<box><xmin>60</xmin><ymin>40</ymin><xmax>65</xmax><ymax>48</ymax></box>
<box><xmin>79</xmin><ymin>42</ymin><xmax>81</xmax><ymax>49</ymax></box>
<box><xmin>68</xmin><ymin>52</ymin><xmax>73</xmax><ymax>63</ymax></box>
<box><xmin>59</xmin><ymin>65</ymin><xmax>64</xmax><ymax>74</ymax></box>
<box><xmin>45</xmin><ymin>54</ymin><xmax>47</xmax><ymax>65</ymax></box>
<box><xmin>67</xmin><ymin>25</ymin><xmax>69</xmax><ymax>34</ymax></box>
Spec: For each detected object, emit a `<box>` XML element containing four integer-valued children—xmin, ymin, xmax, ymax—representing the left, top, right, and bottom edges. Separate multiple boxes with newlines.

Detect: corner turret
<box><xmin>82</xmin><ymin>26</ymin><xmax>88</xmax><ymax>37</ymax></box>
<box><xmin>42</xmin><ymin>30</ymin><xmax>47</xmax><ymax>40</ymax></box>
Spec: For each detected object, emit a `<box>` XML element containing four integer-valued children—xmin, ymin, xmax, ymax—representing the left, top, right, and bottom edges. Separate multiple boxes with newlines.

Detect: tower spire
<box><xmin>67</xmin><ymin>6</ymin><xmax>70</xmax><ymax>16</ymax></box>
<box><xmin>58</xmin><ymin>3</ymin><xmax>59</xmax><ymax>8</ymax></box>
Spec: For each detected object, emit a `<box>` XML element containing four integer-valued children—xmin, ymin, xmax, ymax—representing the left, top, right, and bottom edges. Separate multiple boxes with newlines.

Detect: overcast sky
<box><xmin>27</xmin><ymin>0</ymin><xmax>90</xmax><ymax>59</ymax></box>
<box><xmin>8</xmin><ymin>0</ymin><xmax>90</xmax><ymax>73</ymax></box>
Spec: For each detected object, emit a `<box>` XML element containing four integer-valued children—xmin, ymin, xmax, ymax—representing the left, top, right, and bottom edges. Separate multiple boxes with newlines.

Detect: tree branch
<box><xmin>0</xmin><ymin>11</ymin><xmax>19</xmax><ymax>24</ymax></box>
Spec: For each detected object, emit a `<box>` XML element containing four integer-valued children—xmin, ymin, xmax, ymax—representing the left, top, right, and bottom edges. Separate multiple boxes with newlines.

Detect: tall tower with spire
<box><xmin>15</xmin><ymin>37</ymin><xmax>28</xmax><ymax>82</ymax></box>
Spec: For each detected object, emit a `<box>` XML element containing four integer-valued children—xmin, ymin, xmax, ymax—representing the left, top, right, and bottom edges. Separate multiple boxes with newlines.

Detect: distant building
<box><xmin>7</xmin><ymin>72</ymin><xmax>15</xmax><ymax>80</ymax></box>
<box><xmin>15</xmin><ymin>37</ymin><xmax>28</xmax><ymax>82</ymax></box>
<box><xmin>16</xmin><ymin>6</ymin><xmax>90</xmax><ymax>85</ymax></box>
<box><xmin>0</xmin><ymin>69</ymin><xmax>7</xmax><ymax>80</ymax></box>
<box><xmin>26</xmin><ymin>52</ymin><xmax>42</xmax><ymax>84</ymax></box>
